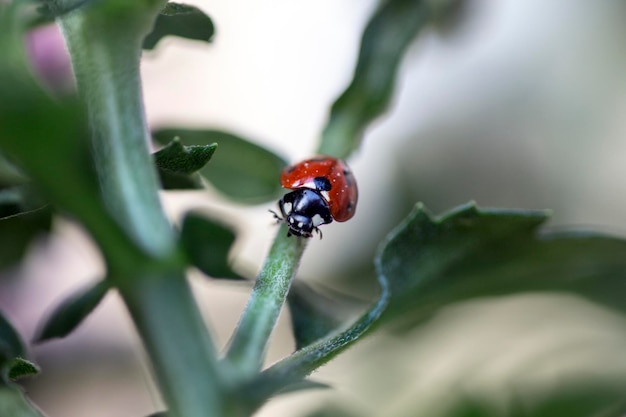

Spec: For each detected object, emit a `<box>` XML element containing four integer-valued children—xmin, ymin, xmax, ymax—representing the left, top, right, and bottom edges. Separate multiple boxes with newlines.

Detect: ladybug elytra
<box><xmin>271</xmin><ymin>156</ymin><xmax>358</xmax><ymax>238</ymax></box>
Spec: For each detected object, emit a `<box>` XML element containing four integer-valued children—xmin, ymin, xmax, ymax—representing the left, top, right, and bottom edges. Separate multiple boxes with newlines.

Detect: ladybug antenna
<box><xmin>315</xmin><ymin>227</ymin><xmax>323</xmax><ymax>240</ymax></box>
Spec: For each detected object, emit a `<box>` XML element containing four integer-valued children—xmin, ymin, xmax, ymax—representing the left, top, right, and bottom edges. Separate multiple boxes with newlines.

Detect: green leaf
<box><xmin>153</xmin><ymin>128</ymin><xmax>287</xmax><ymax>203</ymax></box>
<box><xmin>260</xmin><ymin>201</ymin><xmax>626</xmax><ymax>403</ymax></box>
<box><xmin>0</xmin><ymin>205</ymin><xmax>52</xmax><ymax>270</ymax></box>
<box><xmin>0</xmin><ymin>312</ymin><xmax>26</xmax><ymax>366</ymax></box>
<box><xmin>143</xmin><ymin>3</ymin><xmax>215</xmax><ymax>50</ymax></box>
<box><xmin>154</xmin><ymin>137</ymin><xmax>217</xmax><ymax>190</ymax></box>
<box><xmin>33</xmin><ymin>280</ymin><xmax>110</xmax><ymax>343</ymax></box>
<box><xmin>0</xmin><ymin>312</ymin><xmax>39</xmax><ymax>385</ymax></box>
<box><xmin>0</xmin><ymin>385</ymin><xmax>46</xmax><ymax>417</ymax></box>
<box><xmin>376</xmin><ymin>202</ymin><xmax>626</xmax><ymax>327</ymax></box>
<box><xmin>444</xmin><ymin>380</ymin><xmax>626</xmax><ymax>417</ymax></box>
<box><xmin>287</xmin><ymin>280</ymin><xmax>362</xmax><ymax>350</ymax></box>
<box><xmin>7</xmin><ymin>358</ymin><xmax>39</xmax><ymax>381</ymax></box>
<box><xmin>301</xmin><ymin>405</ymin><xmax>359</xmax><ymax>417</ymax></box>
<box><xmin>145</xmin><ymin>413</ymin><xmax>168</xmax><ymax>417</ymax></box>
<box><xmin>180</xmin><ymin>212</ymin><xmax>242</xmax><ymax>280</ymax></box>
<box><xmin>0</xmin><ymin>152</ymin><xmax>27</xmax><ymax>188</ymax></box>
<box><xmin>319</xmin><ymin>0</ymin><xmax>432</xmax><ymax>158</ymax></box>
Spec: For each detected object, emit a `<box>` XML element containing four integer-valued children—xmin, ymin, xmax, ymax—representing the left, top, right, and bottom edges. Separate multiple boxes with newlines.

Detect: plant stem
<box><xmin>120</xmin><ymin>271</ymin><xmax>227</xmax><ymax>417</ymax></box>
<box><xmin>225</xmin><ymin>225</ymin><xmax>307</xmax><ymax>376</ymax></box>
<box><xmin>58</xmin><ymin>3</ymin><xmax>175</xmax><ymax>258</ymax></box>
<box><xmin>57</xmin><ymin>3</ymin><xmax>228</xmax><ymax>416</ymax></box>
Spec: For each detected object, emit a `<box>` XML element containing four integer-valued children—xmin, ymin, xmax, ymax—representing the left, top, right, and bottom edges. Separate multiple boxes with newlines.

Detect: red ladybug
<box><xmin>272</xmin><ymin>156</ymin><xmax>358</xmax><ymax>238</ymax></box>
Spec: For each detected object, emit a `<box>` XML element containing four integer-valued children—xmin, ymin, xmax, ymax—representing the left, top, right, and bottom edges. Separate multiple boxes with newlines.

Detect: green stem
<box><xmin>57</xmin><ymin>3</ymin><xmax>227</xmax><ymax>416</ymax></box>
<box><xmin>58</xmin><ymin>3</ymin><xmax>174</xmax><ymax>258</ymax></box>
<box><xmin>120</xmin><ymin>271</ymin><xmax>227</xmax><ymax>417</ymax></box>
<box><xmin>225</xmin><ymin>225</ymin><xmax>307</xmax><ymax>376</ymax></box>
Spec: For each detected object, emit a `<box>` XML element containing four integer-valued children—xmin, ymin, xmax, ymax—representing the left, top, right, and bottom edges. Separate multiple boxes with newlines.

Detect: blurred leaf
<box><xmin>0</xmin><ymin>185</ymin><xmax>47</xmax><ymax>219</ymax></box>
<box><xmin>145</xmin><ymin>413</ymin><xmax>168</xmax><ymax>417</ymax></box>
<box><xmin>34</xmin><ymin>280</ymin><xmax>110</xmax><ymax>343</ymax></box>
<box><xmin>301</xmin><ymin>405</ymin><xmax>359</xmax><ymax>417</ymax></box>
<box><xmin>319</xmin><ymin>0</ymin><xmax>431</xmax><ymax>158</ymax></box>
<box><xmin>0</xmin><ymin>152</ymin><xmax>27</xmax><ymax>188</ymax></box>
<box><xmin>376</xmin><ymin>202</ymin><xmax>626</xmax><ymax>327</ymax></box>
<box><xmin>0</xmin><ymin>205</ymin><xmax>52</xmax><ymax>270</ymax></box>
<box><xmin>7</xmin><ymin>358</ymin><xmax>39</xmax><ymax>381</ymax></box>
<box><xmin>261</xmin><ymin>201</ymin><xmax>626</xmax><ymax>403</ymax></box>
<box><xmin>444</xmin><ymin>380</ymin><xmax>626</xmax><ymax>417</ymax></box>
<box><xmin>0</xmin><ymin>312</ymin><xmax>39</xmax><ymax>387</ymax></box>
<box><xmin>0</xmin><ymin>385</ymin><xmax>46</xmax><ymax>417</ymax></box>
<box><xmin>154</xmin><ymin>138</ymin><xmax>217</xmax><ymax>190</ymax></box>
<box><xmin>153</xmin><ymin>128</ymin><xmax>287</xmax><ymax>203</ymax></box>
<box><xmin>287</xmin><ymin>280</ymin><xmax>362</xmax><ymax>350</ymax></box>
<box><xmin>143</xmin><ymin>3</ymin><xmax>214</xmax><ymax>50</ymax></box>
<box><xmin>0</xmin><ymin>312</ymin><xmax>26</xmax><ymax>366</ymax></box>
<box><xmin>180</xmin><ymin>212</ymin><xmax>242</xmax><ymax>280</ymax></box>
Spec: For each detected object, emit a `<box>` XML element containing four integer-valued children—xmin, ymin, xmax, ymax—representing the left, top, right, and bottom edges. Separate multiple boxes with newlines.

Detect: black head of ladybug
<box><xmin>272</xmin><ymin>188</ymin><xmax>333</xmax><ymax>238</ymax></box>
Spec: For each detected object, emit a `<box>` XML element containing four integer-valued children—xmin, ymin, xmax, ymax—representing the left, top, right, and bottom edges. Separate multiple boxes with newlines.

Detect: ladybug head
<box><xmin>273</xmin><ymin>188</ymin><xmax>333</xmax><ymax>238</ymax></box>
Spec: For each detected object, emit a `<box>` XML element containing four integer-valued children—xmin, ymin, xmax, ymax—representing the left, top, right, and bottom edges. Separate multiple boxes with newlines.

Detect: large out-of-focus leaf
<box><xmin>143</xmin><ymin>3</ymin><xmax>214</xmax><ymax>50</ymax></box>
<box><xmin>153</xmin><ymin>138</ymin><xmax>217</xmax><ymax>190</ymax></box>
<box><xmin>153</xmin><ymin>128</ymin><xmax>287</xmax><ymax>203</ymax></box>
<box><xmin>255</xmin><ymin>202</ymin><xmax>626</xmax><ymax>406</ymax></box>
<box><xmin>180</xmin><ymin>212</ymin><xmax>242</xmax><ymax>280</ymax></box>
<box><xmin>319</xmin><ymin>0</ymin><xmax>464</xmax><ymax>158</ymax></box>
<box><xmin>318</xmin><ymin>0</ymin><xmax>429</xmax><ymax>158</ymax></box>
<box><xmin>0</xmin><ymin>152</ymin><xmax>26</xmax><ymax>188</ymax></box>
<box><xmin>443</xmin><ymin>379</ymin><xmax>626</xmax><ymax>417</ymax></box>
<box><xmin>33</xmin><ymin>280</ymin><xmax>110</xmax><ymax>343</ymax></box>
<box><xmin>376</xmin><ymin>202</ymin><xmax>626</xmax><ymax>327</ymax></box>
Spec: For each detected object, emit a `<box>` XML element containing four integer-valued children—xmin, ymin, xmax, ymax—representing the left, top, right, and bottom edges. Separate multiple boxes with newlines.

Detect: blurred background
<box><xmin>3</xmin><ymin>0</ymin><xmax>626</xmax><ymax>415</ymax></box>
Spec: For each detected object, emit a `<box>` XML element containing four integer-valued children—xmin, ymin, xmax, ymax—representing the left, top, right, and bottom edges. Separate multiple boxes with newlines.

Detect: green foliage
<box><xmin>319</xmin><ymin>0</ymin><xmax>429</xmax><ymax>158</ymax></box>
<box><xmin>153</xmin><ymin>128</ymin><xmax>287</xmax><ymax>203</ymax></box>
<box><xmin>33</xmin><ymin>280</ymin><xmax>110</xmax><ymax>343</ymax></box>
<box><xmin>180</xmin><ymin>212</ymin><xmax>242</xmax><ymax>280</ymax></box>
<box><xmin>7</xmin><ymin>358</ymin><xmax>39</xmax><ymax>381</ymax></box>
<box><xmin>154</xmin><ymin>138</ymin><xmax>217</xmax><ymax>189</ymax></box>
<box><xmin>143</xmin><ymin>2</ymin><xmax>215</xmax><ymax>50</ymax></box>
<box><xmin>0</xmin><ymin>205</ymin><xmax>52</xmax><ymax>270</ymax></box>
<box><xmin>0</xmin><ymin>312</ymin><xmax>39</xmax><ymax>386</ymax></box>
<box><xmin>3</xmin><ymin>0</ymin><xmax>625</xmax><ymax>416</ymax></box>
<box><xmin>0</xmin><ymin>313</ymin><xmax>26</xmax><ymax>371</ymax></box>
<box><xmin>0</xmin><ymin>385</ymin><xmax>46</xmax><ymax>417</ymax></box>
<box><xmin>377</xmin><ymin>202</ymin><xmax>626</xmax><ymax>328</ymax></box>
<box><xmin>287</xmin><ymin>280</ymin><xmax>360</xmax><ymax>350</ymax></box>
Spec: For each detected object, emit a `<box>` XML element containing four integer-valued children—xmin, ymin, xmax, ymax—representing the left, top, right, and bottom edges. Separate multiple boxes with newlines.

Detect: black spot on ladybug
<box><xmin>346</xmin><ymin>200</ymin><xmax>354</xmax><ymax>212</ymax></box>
<box><xmin>285</xmin><ymin>165</ymin><xmax>296</xmax><ymax>174</ymax></box>
<box><xmin>314</xmin><ymin>176</ymin><xmax>332</xmax><ymax>191</ymax></box>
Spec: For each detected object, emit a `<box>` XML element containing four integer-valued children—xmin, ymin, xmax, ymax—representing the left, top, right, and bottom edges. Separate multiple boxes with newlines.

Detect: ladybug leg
<box><xmin>314</xmin><ymin>227</ymin><xmax>323</xmax><ymax>240</ymax></box>
<box><xmin>268</xmin><ymin>209</ymin><xmax>282</xmax><ymax>223</ymax></box>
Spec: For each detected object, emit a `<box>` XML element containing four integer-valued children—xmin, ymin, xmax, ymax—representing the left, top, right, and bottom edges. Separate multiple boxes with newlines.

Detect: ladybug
<box><xmin>271</xmin><ymin>156</ymin><xmax>358</xmax><ymax>238</ymax></box>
